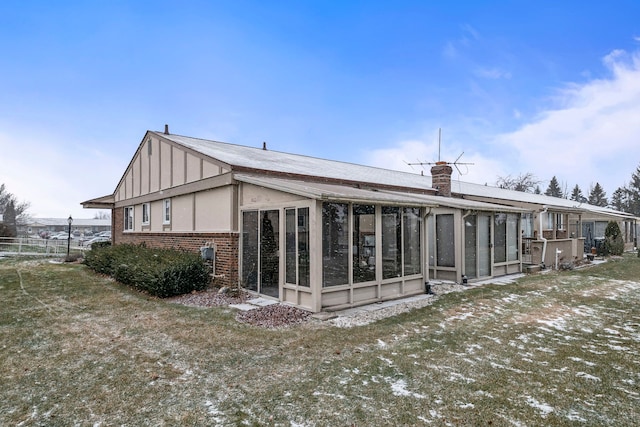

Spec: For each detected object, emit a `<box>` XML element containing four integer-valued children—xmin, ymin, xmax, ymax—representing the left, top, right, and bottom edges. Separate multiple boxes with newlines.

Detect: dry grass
<box><xmin>1</xmin><ymin>255</ymin><xmax>639</xmax><ymax>426</ymax></box>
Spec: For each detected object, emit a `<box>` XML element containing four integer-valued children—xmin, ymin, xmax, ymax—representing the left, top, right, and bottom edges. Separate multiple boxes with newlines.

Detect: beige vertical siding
<box><xmin>172</xmin><ymin>146</ymin><xmax>185</xmax><ymax>186</ymax></box>
<box><xmin>186</xmin><ymin>153</ymin><xmax>201</xmax><ymax>183</ymax></box>
<box><xmin>172</xmin><ymin>194</ymin><xmax>194</xmax><ymax>231</ymax></box>
<box><xmin>160</xmin><ymin>140</ymin><xmax>172</xmax><ymax>189</ymax></box>
<box><xmin>195</xmin><ymin>187</ymin><xmax>233</xmax><ymax>231</ymax></box>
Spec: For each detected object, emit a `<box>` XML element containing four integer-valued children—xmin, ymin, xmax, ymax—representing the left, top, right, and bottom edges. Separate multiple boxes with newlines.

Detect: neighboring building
<box><xmin>18</xmin><ymin>218</ymin><xmax>111</xmax><ymax>238</ymax></box>
<box><xmin>82</xmin><ymin>128</ymin><xmax>638</xmax><ymax>313</ymax></box>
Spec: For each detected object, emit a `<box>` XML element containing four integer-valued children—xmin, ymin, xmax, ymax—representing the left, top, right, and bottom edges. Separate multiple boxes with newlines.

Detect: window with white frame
<box><xmin>124</xmin><ymin>206</ymin><xmax>134</xmax><ymax>231</ymax></box>
<box><xmin>163</xmin><ymin>199</ymin><xmax>171</xmax><ymax>224</ymax></box>
<box><xmin>142</xmin><ymin>203</ymin><xmax>150</xmax><ymax>225</ymax></box>
<box><xmin>544</xmin><ymin>212</ymin><xmax>552</xmax><ymax>229</ymax></box>
<box><xmin>556</xmin><ymin>213</ymin><xmax>565</xmax><ymax>230</ymax></box>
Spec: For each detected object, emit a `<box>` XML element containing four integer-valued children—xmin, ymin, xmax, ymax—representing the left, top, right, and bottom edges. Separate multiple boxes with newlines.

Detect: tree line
<box><xmin>496</xmin><ymin>163</ymin><xmax>640</xmax><ymax>216</ymax></box>
<box><xmin>0</xmin><ymin>183</ymin><xmax>110</xmax><ymax>238</ymax></box>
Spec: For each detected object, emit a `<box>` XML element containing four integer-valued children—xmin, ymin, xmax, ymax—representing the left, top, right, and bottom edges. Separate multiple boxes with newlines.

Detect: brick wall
<box><xmin>112</xmin><ymin>209</ymin><xmax>239</xmax><ymax>287</ymax></box>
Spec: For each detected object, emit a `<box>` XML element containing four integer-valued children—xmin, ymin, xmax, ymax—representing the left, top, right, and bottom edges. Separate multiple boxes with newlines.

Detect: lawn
<box><xmin>1</xmin><ymin>256</ymin><xmax>639</xmax><ymax>426</ymax></box>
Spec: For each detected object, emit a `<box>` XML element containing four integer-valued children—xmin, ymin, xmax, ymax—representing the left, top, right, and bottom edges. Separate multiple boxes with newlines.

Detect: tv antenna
<box><xmin>405</xmin><ymin>128</ymin><xmax>474</xmax><ymax>175</ymax></box>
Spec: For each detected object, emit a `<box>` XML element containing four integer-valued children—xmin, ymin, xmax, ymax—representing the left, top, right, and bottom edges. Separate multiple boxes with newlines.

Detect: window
<box><xmin>163</xmin><ymin>199</ymin><xmax>171</xmax><ymax>224</ymax></box>
<box><xmin>556</xmin><ymin>213</ymin><xmax>565</xmax><ymax>230</ymax></box>
<box><xmin>382</xmin><ymin>207</ymin><xmax>401</xmax><ymax>278</ymax></box>
<box><xmin>322</xmin><ymin>202</ymin><xmax>349</xmax><ymax>287</ymax></box>
<box><xmin>353</xmin><ymin>205</ymin><xmax>376</xmax><ymax>283</ymax></box>
<box><xmin>495</xmin><ymin>213</ymin><xmax>519</xmax><ymax>263</ymax></box>
<box><xmin>403</xmin><ymin>207</ymin><xmax>421</xmax><ymax>275</ymax></box>
<box><xmin>382</xmin><ymin>206</ymin><xmax>422</xmax><ymax>278</ymax></box>
<box><xmin>285</xmin><ymin>207</ymin><xmax>310</xmax><ymax>287</ymax></box>
<box><xmin>124</xmin><ymin>206</ymin><xmax>134</xmax><ymax>231</ymax></box>
<box><xmin>142</xmin><ymin>203</ymin><xmax>150</xmax><ymax>225</ymax></box>
<box><xmin>545</xmin><ymin>212</ymin><xmax>554</xmax><ymax>230</ymax></box>
<box><xmin>521</xmin><ymin>213</ymin><xmax>534</xmax><ymax>238</ymax></box>
<box><xmin>242</xmin><ymin>211</ymin><xmax>259</xmax><ymax>291</ymax></box>
<box><xmin>435</xmin><ymin>214</ymin><xmax>455</xmax><ymax>267</ymax></box>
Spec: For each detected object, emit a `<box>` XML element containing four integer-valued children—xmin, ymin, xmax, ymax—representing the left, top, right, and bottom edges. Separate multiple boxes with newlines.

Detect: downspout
<box><xmin>423</xmin><ymin>207</ymin><xmax>433</xmax><ymax>293</ymax></box>
<box><xmin>539</xmin><ymin>206</ymin><xmax>548</xmax><ymax>269</ymax></box>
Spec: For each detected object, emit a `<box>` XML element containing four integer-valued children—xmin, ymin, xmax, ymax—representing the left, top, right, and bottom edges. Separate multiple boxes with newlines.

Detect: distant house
<box><xmin>18</xmin><ymin>218</ymin><xmax>111</xmax><ymax>238</ymax></box>
<box><xmin>82</xmin><ymin>128</ymin><xmax>638</xmax><ymax>313</ymax></box>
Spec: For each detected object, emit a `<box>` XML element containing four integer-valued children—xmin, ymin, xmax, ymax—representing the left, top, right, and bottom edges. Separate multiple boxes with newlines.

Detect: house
<box><xmin>82</xmin><ymin>127</ymin><xmax>638</xmax><ymax>312</ymax></box>
<box><xmin>18</xmin><ymin>218</ymin><xmax>111</xmax><ymax>238</ymax></box>
<box><xmin>446</xmin><ymin>181</ymin><xmax>638</xmax><ymax>266</ymax></box>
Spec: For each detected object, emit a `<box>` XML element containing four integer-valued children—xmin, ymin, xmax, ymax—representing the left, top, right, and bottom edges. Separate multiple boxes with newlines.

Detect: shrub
<box><xmin>604</xmin><ymin>221</ymin><xmax>624</xmax><ymax>256</ymax></box>
<box><xmin>84</xmin><ymin>244</ymin><xmax>210</xmax><ymax>297</ymax></box>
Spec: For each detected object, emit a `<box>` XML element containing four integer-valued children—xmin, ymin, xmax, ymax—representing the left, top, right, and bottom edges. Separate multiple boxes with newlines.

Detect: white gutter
<box><xmin>539</xmin><ymin>205</ymin><xmax>548</xmax><ymax>268</ymax></box>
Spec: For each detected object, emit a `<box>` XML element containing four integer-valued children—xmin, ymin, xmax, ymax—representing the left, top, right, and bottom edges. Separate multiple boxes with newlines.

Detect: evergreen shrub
<box><xmin>604</xmin><ymin>221</ymin><xmax>625</xmax><ymax>256</ymax></box>
<box><xmin>84</xmin><ymin>243</ymin><xmax>210</xmax><ymax>297</ymax></box>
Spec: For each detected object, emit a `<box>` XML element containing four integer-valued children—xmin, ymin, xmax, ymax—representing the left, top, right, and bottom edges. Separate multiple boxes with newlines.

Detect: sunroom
<box><xmin>236</xmin><ymin>173</ymin><xmax>529</xmax><ymax>312</ymax></box>
<box><xmin>236</xmin><ymin>173</ymin><xmax>439</xmax><ymax>312</ymax></box>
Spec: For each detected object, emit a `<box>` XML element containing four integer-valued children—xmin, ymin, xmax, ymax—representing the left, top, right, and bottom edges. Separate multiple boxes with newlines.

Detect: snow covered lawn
<box><xmin>1</xmin><ymin>255</ymin><xmax>639</xmax><ymax>425</ymax></box>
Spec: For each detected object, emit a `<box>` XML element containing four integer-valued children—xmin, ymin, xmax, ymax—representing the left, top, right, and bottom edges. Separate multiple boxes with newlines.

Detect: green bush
<box><xmin>604</xmin><ymin>221</ymin><xmax>625</xmax><ymax>256</ymax></box>
<box><xmin>84</xmin><ymin>243</ymin><xmax>210</xmax><ymax>297</ymax></box>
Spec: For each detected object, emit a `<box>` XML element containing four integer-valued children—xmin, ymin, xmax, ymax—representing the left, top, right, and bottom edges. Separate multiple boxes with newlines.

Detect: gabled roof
<box><xmin>84</xmin><ymin>130</ymin><xmax>638</xmax><ymax>221</ymax></box>
<box><xmin>156</xmin><ymin>132</ymin><xmax>436</xmax><ymax>193</ymax></box>
<box><xmin>81</xmin><ymin>194</ymin><xmax>115</xmax><ymax>209</ymax></box>
<box><xmin>447</xmin><ymin>179</ymin><xmax>637</xmax><ymax>219</ymax></box>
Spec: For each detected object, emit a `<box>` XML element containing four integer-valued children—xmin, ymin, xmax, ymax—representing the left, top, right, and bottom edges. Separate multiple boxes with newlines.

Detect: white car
<box><xmin>50</xmin><ymin>233</ymin><xmax>73</xmax><ymax>240</ymax></box>
<box><xmin>84</xmin><ymin>236</ymin><xmax>111</xmax><ymax>248</ymax></box>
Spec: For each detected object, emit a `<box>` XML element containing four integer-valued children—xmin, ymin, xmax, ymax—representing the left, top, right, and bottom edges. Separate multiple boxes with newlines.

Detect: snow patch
<box><xmin>388</xmin><ymin>378</ymin><xmax>426</xmax><ymax>398</ymax></box>
<box><xmin>525</xmin><ymin>396</ymin><xmax>553</xmax><ymax>417</ymax></box>
<box><xmin>576</xmin><ymin>372</ymin><xmax>601</xmax><ymax>382</ymax></box>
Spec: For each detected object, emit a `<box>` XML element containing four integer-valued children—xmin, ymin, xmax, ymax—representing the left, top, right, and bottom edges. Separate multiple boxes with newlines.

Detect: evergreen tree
<box><xmin>544</xmin><ymin>176</ymin><xmax>563</xmax><ymax>198</ymax></box>
<box><xmin>628</xmin><ymin>164</ymin><xmax>640</xmax><ymax>216</ymax></box>
<box><xmin>3</xmin><ymin>201</ymin><xmax>17</xmax><ymax>237</ymax></box>
<box><xmin>588</xmin><ymin>182</ymin><xmax>608</xmax><ymax>207</ymax></box>
<box><xmin>570</xmin><ymin>184</ymin><xmax>587</xmax><ymax>203</ymax></box>
<box><xmin>611</xmin><ymin>187</ymin><xmax>629</xmax><ymax>212</ymax></box>
<box><xmin>534</xmin><ymin>185</ymin><xmax>542</xmax><ymax>194</ymax></box>
<box><xmin>0</xmin><ymin>184</ymin><xmax>30</xmax><ymax>226</ymax></box>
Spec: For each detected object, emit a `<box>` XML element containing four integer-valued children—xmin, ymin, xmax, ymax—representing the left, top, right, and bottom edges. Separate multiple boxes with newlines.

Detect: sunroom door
<box><xmin>464</xmin><ymin>214</ymin><xmax>491</xmax><ymax>279</ymax></box>
<box><xmin>242</xmin><ymin>210</ymin><xmax>280</xmax><ymax>298</ymax></box>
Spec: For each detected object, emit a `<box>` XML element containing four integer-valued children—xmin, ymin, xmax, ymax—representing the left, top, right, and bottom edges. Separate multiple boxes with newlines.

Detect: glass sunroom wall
<box><xmin>242</xmin><ymin>211</ymin><xmax>259</xmax><ymax>291</ymax></box>
<box><xmin>322</xmin><ymin>202</ymin><xmax>349</xmax><ymax>287</ymax></box>
<box><xmin>353</xmin><ymin>204</ymin><xmax>376</xmax><ymax>283</ymax></box>
<box><xmin>403</xmin><ymin>207</ymin><xmax>421</xmax><ymax>276</ymax></box>
<box><xmin>381</xmin><ymin>206</ymin><xmax>402</xmax><ymax>279</ymax></box>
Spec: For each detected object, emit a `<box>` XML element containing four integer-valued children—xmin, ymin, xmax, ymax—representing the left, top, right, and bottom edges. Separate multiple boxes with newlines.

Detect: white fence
<box><xmin>0</xmin><ymin>237</ymin><xmax>85</xmax><ymax>257</ymax></box>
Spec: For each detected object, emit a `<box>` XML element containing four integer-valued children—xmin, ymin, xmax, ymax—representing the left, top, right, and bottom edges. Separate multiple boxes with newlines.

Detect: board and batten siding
<box><xmin>116</xmin><ymin>136</ymin><xmax>225</xmax><ymax>203</ymax></box>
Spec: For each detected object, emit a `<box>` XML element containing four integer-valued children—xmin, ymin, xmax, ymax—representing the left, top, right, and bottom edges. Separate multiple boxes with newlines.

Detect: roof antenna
<box><xmin>405</xmin><ymin>128</ymin><xmax>474</xmax><ymax>175</ymax></box>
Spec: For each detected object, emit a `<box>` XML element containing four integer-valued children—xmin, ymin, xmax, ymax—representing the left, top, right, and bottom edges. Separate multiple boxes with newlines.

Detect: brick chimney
<box><xmin>431</xmin><ymin>162</ymin><xmax>453</xmax><ymax>197</ymax></box>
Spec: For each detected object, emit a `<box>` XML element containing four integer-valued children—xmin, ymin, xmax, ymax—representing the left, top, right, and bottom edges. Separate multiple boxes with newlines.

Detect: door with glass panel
<box><xmin>464</xmin><ymin>214</ymin><xmax>491</xmax><ymax>279</ymax></box>
<box><xmin>242</xmin><ymin>210</ymin><xmax>280</xmax><ymax>298</ymax></box>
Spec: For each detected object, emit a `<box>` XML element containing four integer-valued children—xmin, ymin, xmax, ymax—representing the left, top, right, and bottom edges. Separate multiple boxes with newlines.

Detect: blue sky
<box><xmin>2</xmin><ymin>1</ymin><xmax>640</xmax><ymax>218</ymax></box>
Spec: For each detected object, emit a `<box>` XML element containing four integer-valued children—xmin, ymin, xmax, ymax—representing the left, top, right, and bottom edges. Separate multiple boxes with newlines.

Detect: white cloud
<box><xmin>365</xmin><ymin>49</ymin><xmax>640</xmax><ymax>197</ymax></box>
<box><xmin>495</xmin><ymin>48</ymin><xmax>640</xmax><ymax>195</ymax></box>
<box><xmin>362</xmin><ymin>135</ymin><xmax>508</xmax><ymax>188</ymax></box>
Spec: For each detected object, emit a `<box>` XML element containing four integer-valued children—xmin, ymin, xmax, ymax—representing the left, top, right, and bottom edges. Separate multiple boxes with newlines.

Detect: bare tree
<box><xmin>93</xmin><ymin>211</ymin><xmax>111</xmax><ymax>220</ymax></box>
<box><xmin>495</xmin><ymin>173</ymin><xmax>541</xmax><ymax>193</ymax></box>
